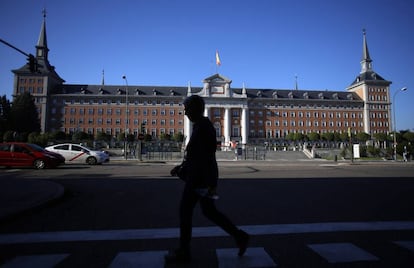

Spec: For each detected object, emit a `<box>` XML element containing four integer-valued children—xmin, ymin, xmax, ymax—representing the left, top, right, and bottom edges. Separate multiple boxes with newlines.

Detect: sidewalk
<box><xmin>0</xmin><ymin>177</ymin><xmax>65</xmax><ymax>222</ymax></box>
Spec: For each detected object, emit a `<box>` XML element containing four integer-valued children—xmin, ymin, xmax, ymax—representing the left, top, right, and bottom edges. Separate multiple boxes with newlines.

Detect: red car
<box><xmin>0</xmin><ymin>142</ymin><xmax>65</xmax><ymax>169</ymax></box>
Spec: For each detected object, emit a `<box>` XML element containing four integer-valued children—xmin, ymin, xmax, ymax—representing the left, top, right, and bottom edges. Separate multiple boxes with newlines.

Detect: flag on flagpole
<box><xmin>215</xmin><ymin>50</ymin><xmax>221</xmax><ymax>66</ymax></box>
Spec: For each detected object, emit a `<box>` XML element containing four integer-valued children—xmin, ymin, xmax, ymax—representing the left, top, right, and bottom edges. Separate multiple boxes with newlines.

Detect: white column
<box><xmin>184</xmin><ymin>116</ymin><xmax>191</xmax><ymax>146</ymax></box>
<box><xmin>224</xmin><ymin>107</ymin><xmax>231</xmax><ymax>148</ymax></box>
<box><xmin>241</xmin><ymin>107</ymin><xmax>249</xmax><ymax>144</ymax></box>
<box><xmin>204</xmin><ymin>107</ymin><xmax>210</xmax><ymax>118</ymax></box>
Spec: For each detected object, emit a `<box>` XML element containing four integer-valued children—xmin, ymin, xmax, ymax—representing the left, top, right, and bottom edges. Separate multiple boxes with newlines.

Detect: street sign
<box><xmin>138</xmin><ymin>133</ymin><xmax>144</xmax><ymax>140</ymax></box>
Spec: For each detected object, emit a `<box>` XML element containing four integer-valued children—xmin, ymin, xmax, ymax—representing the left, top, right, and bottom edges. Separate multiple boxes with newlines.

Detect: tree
<box><xmin>373</xmin><ymin>133</ymin><xmax>388</xmax><ymax>148</ymax></box>
<box><xmin>72</xmin><ymin>131</ymin><xmax>92</xmax><ymax>142</ymax></box>
<box><xmin>403</xmin><ymin>131</ymin><xmax>414</xmax><ymax>143</ymax></box>
<box><xmin>308</xmin><ymin>132</ymin><xmax>320</xmax><ymax>142</ymax></box>
<box><xmin>49</xmin><ymin>131</ymin><xmax>69</xmax><ymax>141</ymax></box>
<box><xmin>9</xmin><ymin>92</ymin><xmax>40</xmax><ymax>134</ymax></box>
<box><xmin>285</xmin><ymin>133</ymin><xmax>295</xmax><ymax>141</ymax></box>
<box><xmin>28</xmin><ymin>132</ymin><xmax>49</xmax><ymax>147</ymax></box>
<box><xmin>96</xmin><ymin>131</ymin><xmax>111</xmax><ymax>143</ymax></box>
<box><xmin>321</xmin><ymin>132</ymin><xmax>335</xmax><ymax>147</ymax></box>
<box><xmin>159</xmin><ymin>133</ymin><xmax>171</xmax><ymax>141</ymax></box>
<box><xmin>373</xmin><ymin>133</ymin><xmax>388</xmax><ymax>143</ymax></box>
<box><xmin>0</xmin><ymin>95</ymin><xmax>12</xmax><ymax>133</ymax></box>
<box><xmin>172</xmin><ymin>132</ymin><xmax>184</xmax><ymax>142</ymax></box>
<box><xmin>356</xmin><ymin>132</ymin><xmax>370</xmax><ymax>143</ymax></box>
<box><xmin>293</xmin><ymin>133</ymin><xmax>304</xmax><ymax>142</ymax></box>
<box><xmin>339</xmin><ymin>132</ymin><xmax>349</xmax><ymax>142</ymax></box>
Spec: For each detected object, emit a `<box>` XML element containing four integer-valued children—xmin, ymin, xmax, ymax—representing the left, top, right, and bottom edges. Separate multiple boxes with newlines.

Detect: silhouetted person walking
<box><xmin>165</xmin><ymin>95</ymin><xmax>249</xmax><ymax>263</ymax></box>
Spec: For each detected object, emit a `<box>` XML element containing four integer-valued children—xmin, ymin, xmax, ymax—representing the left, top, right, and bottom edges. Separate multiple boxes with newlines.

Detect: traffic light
<box><xmin>140</xmin><ymin>122</ymin><xmax>146</xmax><ymax>133</ymax></box>
<box><xmin>27</xmin><ymin>54</ymin><xmax>37</xmax><ymax>73</ymax></box>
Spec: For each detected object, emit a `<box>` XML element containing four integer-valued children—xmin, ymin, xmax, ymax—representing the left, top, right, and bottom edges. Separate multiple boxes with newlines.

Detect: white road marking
<box><xmin>308</xmin><ymin>242</ymin><xmax>379</xmax><ymax>263</ymax></box>
<box><xmin>1</xmin><ymin>254</ymin><xmax>69</xmax><ymax>268</ymax></box>
<box><xmin>216</xmin><ymin>247</ymin><xmax>276</xmax><ymax>268</ymax></box>
<box><xmin>109</xmin><ymin>251</ymin><xmax>167</xmax><ymax>268</ymax></box>
<box><xmin>0</xmin><ymin>221</ymin><xmax>413</xmax><ymax>245</ymax></box>
<box><xmin>394</xmin><ymin>241</ymin><xmax>414</xmax><ymax>252</ymax></box>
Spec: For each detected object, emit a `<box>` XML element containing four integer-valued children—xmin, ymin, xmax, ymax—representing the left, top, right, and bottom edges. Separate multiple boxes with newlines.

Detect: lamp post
<box><xmin>393</xmin><ymin>87</ymin><xmax>407</xmax><ymax>161</ymax></box>
<box><xmin>122</xmin><ymin>75</ymin><xmax>128</xmax><ymax>160</ymax></box>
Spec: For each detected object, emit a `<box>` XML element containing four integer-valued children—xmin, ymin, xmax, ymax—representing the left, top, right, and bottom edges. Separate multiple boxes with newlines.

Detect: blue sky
<box><xmin>1</xmin><ymin>0</ymin><xmax>413</xmax><ymax>131</ymax></box>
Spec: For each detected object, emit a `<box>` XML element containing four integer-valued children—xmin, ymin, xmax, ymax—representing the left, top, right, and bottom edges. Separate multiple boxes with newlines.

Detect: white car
<box><xmin>45</xmin><ymin>143</ymin><xmax>109</xmax><ymax>165</ymax></box>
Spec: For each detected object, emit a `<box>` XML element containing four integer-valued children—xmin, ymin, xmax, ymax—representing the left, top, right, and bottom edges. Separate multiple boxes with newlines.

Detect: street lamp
<box><xmin>393</xmin><ymin>86</ymin><xmax>407</xmax><ymax>161</ymax></box>
<box><xmin>122</xmin><ymin>75</ymin><xmax>128</xmax><ymax>160</ymax></box>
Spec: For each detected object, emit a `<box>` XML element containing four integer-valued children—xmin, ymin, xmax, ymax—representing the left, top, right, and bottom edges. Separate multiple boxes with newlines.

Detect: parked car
<box><xmin>0</xmin><ymin>142</ymin><xmax>65</xmax><ymax>169</ymax></box>
<box><xmin>45</xmin><ymin>143</ymin><xmax>109</xmax><ymax>165</ymax></box>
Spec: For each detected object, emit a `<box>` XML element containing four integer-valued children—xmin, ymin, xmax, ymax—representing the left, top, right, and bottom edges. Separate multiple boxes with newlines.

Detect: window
<box><xmin>215</xmin><ymin>109</ymin><xmax>221</xmax><ymax>117</ymax></box>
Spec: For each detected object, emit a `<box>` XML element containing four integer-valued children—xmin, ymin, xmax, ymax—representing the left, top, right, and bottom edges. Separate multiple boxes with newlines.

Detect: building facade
<box><xmin>11</xmin><ymin>15</ymin><xmax>392</xmax><ymax>146</ymax></box>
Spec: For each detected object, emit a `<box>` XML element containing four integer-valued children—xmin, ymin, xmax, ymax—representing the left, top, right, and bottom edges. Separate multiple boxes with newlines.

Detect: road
<box><xmin>0</xmin><ymin>161</ymin><xmax>413</xmax><ymax>267</ymax></box>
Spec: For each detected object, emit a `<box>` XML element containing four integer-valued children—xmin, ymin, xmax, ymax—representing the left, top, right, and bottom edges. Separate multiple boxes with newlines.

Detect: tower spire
<box><xmin>294</xmin><ymin>74</ymin><xmax>298</xmax><ymax>90</ymax></box>
<box><xmin>36</xmin><ymin>8</ymin><xmax>49</xmax><ymax>60</ymax></box>
<box><xmin>360</xmin><ymin>29</ymin><xmax>372</xmax><ymax>73</ymax></box>
<box><xmin>101</xmin><ymin>69</ymin><xmax>105</xmax><ymax>86</ymax></box>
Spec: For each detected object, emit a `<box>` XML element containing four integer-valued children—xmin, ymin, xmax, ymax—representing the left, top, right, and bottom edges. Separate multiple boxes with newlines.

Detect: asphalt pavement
<box><xmin>0</xmin><ymin>150</ymin><xmax>412</xmax><ymax>223</ymax></box>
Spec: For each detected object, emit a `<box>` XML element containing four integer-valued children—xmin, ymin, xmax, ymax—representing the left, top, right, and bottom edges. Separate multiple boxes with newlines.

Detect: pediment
<box><xmin>202</xmin><ymin>73</ymin><xmax>232</xmax><ymax>84</ymax></box>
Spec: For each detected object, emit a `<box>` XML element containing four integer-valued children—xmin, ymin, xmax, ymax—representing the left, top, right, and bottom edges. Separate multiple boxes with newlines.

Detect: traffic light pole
<box><xmin>1</xmin><ymin>38</ymin><xmax>37</xmax><ymax>72</ymax></box>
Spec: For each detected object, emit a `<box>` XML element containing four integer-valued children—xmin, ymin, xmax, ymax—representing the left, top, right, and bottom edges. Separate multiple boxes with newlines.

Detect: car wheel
<box><xmin>86</xmin><ymin>156</ymin><xmax>97</xmax><ymax>165</ymax></box>
<box><xmin>34</xmin><ymin>159</ymin><xmax>46</xmax><ymax>169</ymax></box>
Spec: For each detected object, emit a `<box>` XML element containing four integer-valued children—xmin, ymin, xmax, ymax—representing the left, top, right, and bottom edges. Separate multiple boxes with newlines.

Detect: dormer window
<box><xmin>318</xmin><ymin>92</ymin><xmax>324</xmax><ymax>99</ymax></box>
<box><xmin>257</xmin><ymin>91</ymin><xmax>262</xmax><ymax>97</ymax></box>
<box><xmin>80</xmin><ymin>88</ymin><xmax>86</xmax><ymax>94</ymax></box>
<box><xmin>99</xmin><ymin>88</ymin><xmax>104</xmax><ymax>94</ymax></box>
<box><xmin>170</xmin><ymin>89</ymin><xmax>175</xmax><ymax>96</ymax></box>
<box><xmin>303</xmin><ymin>92</ymin><xmax>309</xmax><ymax>99</ymax></box>
<box><xmin>135</xmin><ymin>88</ymin><xmax>141</xmax><ymax>95</ymax></box>
<box><xmin>288</xmin><ymin>91</ymin><xmax>294</xmax><ymax>99</ymax></box>
<box><xmin>347</xmin><ymin>93</ymin><xmax>353</xmax><ymax>100</ymax></box>
<box><xmin>153</xmin><ymin>89</ymin><xmax>158</xmax><ymax>95</ymax></box>
<box><xmin>272</xmin><ymin>91</ymin><xmax>278</xmax><ymax>99</ymax></box>
<box><xmin>117</xmin><ymin>88</ymin><xmax>122</xmax><ymax>95</ymax></box>
<box><xmin>332</xmin><ymin>93</ymin><xmax>338</xmax><ymax>100</ymax></box>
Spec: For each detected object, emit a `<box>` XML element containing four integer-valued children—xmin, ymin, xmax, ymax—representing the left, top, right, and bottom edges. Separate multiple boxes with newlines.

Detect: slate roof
<box><xmin>54</xmin><ymin>84</ymin><xmax>362</xmax><ymax>102</ymax></box>
<box><xmin>349</xmin><ymin>70</ymin><xmax>389</xmax><ymax>86</ymax></box>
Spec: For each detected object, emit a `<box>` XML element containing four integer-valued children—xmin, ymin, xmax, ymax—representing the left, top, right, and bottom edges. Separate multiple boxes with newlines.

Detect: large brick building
<box><xmin>11</xmin><ymin>15</ymin><xmax>391</xmax><ymax>146</ymax></box>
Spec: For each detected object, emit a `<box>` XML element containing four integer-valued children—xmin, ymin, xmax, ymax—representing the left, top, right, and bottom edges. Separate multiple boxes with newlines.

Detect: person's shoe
<box><xmin>235</xmin><ymin>230</ymin><xmax>249</xmax><ymax>257</ymax></box>
<box><xmin>164</xmin><ymin>248</ymin><xmax>191</xmax><ymax>263</ymax></box>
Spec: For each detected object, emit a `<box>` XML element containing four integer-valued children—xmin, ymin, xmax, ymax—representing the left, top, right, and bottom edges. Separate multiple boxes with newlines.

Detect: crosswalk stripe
<box><xmin>216</xmin><ymin>247</ymin><xmax>276</xmax><ymax>268</ymax></box>
<box><xmin>0</xmin><ymin>254</ymin><xmax>69</xmax><ymax>268</ymax></box>
<box><xmin>1</xmin><ymin>240</ymin><xmax>412</xmax><ymax>267</ymax></box>
<box><xmin>109</xmin><ymin>251</ymin><xmax>167</xmax><ymax>268</ymax></box>
<box><xmin>308</xmin><ymin>243</ymin><xmax>379</xmax><ymax>263</ymax></box>
<box><xmin>1</xmin><ymin>221</ymin><xmax>413</xmax><ymax>245</ymax></box>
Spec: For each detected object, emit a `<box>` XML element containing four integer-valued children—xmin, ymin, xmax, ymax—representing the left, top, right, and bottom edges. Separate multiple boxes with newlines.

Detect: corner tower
<box><xmin>347</xmin><ymin>30</ymin><xmax>392</xmax><ymax>135</ymax></box>
<box><xmin>12</xmin><ymin>10</ymin><xmax>64</xmax><ymax>133</ymax></box>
